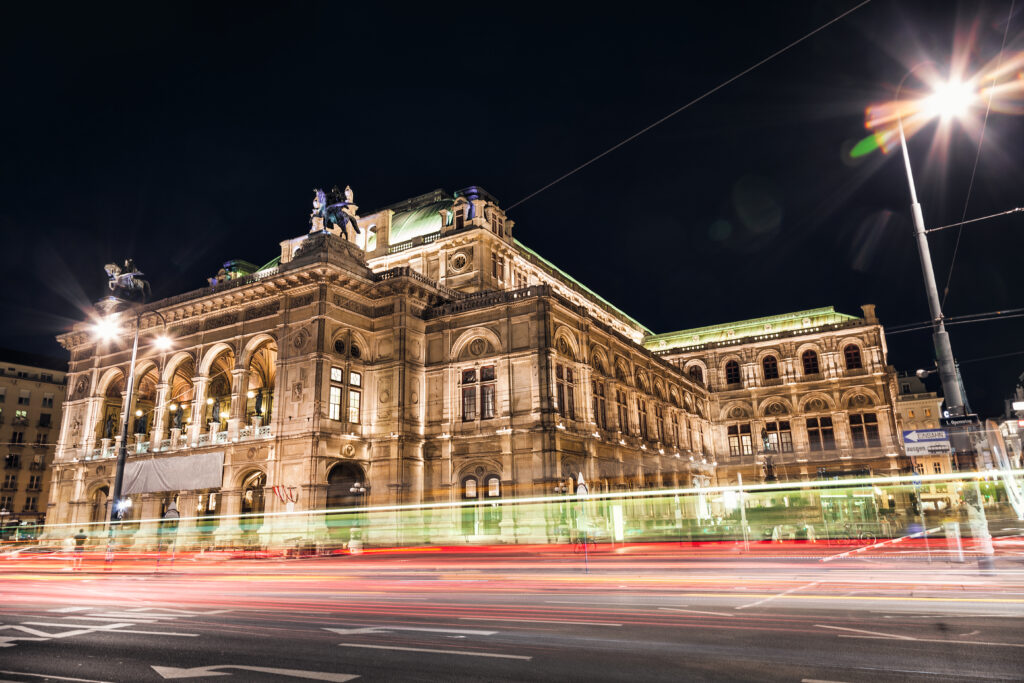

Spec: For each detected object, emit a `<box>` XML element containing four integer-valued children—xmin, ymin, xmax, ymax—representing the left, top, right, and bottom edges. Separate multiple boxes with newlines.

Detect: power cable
<box><xmin>505</xmin><ymin>0</ymin><xmax>873</xmax><ymax>211</ymax></box>
<box><xmin>927</xmin><ymin>206</ymin><xmax>1023</xmax><ymax>233</ymax></box>
<box><xmin>940</xmin><ymin>0</ymin><xmax>1016</xmax><ymax>306</ymax></box>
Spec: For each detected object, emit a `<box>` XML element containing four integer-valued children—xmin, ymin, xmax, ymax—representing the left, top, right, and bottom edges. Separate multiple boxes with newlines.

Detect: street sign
<box><xmin>940</xmin><ymin>414</ymin><xmax>980</xmax><ymax>427</ymax></box>
<box><xmin>902</xmin><ymin>429</ymin><xmax>951</xmax><ymax>457</ymax></box>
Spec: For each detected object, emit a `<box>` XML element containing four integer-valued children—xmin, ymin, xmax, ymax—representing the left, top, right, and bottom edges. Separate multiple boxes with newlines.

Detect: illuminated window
<box><xmin>463</xmin><ymin>478</ymin><xmax>477</xmax><ymax>499</ymax></box>
<box><xmin>932</xmin><ymin>462</ymin><xmax>942</xmax><ymax>474</ymax></box>
<box><xmin>763</xmin><ymin>421</ymin><xmax>793</xmax><ymax>453</ymax></box>
<box><xmin>461</xmin><ymin>369</ymin><xmax>477</xmax><ymax>422</ymax></box>
<box><xmin>806</xmin><ymin>417</ymin><xmax>835</xmax><ymax>451</ymax></box>
<box><xmin>908</xmin><ymin>410</ymin><xmax>915</xmax><ymax>418</ymax></box>
<box><xmin>849</xmin><ymin>413</ymin><xmax>880</xmax><ymax>448</ymax></box>
<box><xmin>329</xmin><ymin>368</ymin><xmax>343</xmax><ymax>421</ymax></box>
<box><xmin>762</xmin><ymin>355</ymin><xmax>779</xmax><ymax>380</ymax></box>
<box><xmin>844</xmin><ymin>344</ymin><xmax>863</xmax><ymax>370</ymax></box>
<box><xmin>487</xmin><ymin>476</ymin><xmax>500</xmax><ymax>497</ymax></box>
<box><xmin>555</xmin><ymin>364</ymin><xmax>575</xmax><ymax>420</ymax></box>
<box><xmin>480</xmin><ymin>365</ymin><xmax>496</xmax><ymax>420</ymax></box>
<box><xmin>350</xmin><ymin>371</ymin><xmax>362</xmax><ymax>387</ymax></box>
<box><xmin>725</xmin><ymin>361</ymin><xmax>741</xmax><ymax>386</ymax></box>
<box><xmin>592</xmin><ymin>380</ymin><xmax>607</xmax><ymax>430</ymax></box>
<box><xmin>347</xmin><ymin>389</ymin><xmax>361</xmax><ymax>425</ymax></box>
<box><xmin>728</xmin><ymin>424</ymin><xmax>752</xmax><ymax>456</ymax></box>
<box><xmin>924</xmin><ymin>408</ymin><xmax>931</xmax><ymax>417</ymax></box>
<box><xmin>802</xmin><ymin>350</ymin><xmax>820</xmax><ymax>375</ymax></box>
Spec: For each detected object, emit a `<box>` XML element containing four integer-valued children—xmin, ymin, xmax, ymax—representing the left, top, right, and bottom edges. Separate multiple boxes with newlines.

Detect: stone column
<box><xmin>227</xmin><ymin>369</ymin><xmax>247</xmax><ymax>441</ymax></box>
<box><xmin>189</xmin><ymin>376</ymin><xmax>209</xmax><ymax>445</ymax></box>
<box><xmin>151</xmin><ymin>382</ymin><xmax>170</xmax><ymax>447</ymax></box>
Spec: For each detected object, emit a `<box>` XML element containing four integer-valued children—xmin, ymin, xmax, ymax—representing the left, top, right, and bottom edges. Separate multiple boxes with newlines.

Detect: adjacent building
<box><xmin>46</xmin><ymin>185</ymin><xmax>908</xmax><ymax>545</ymax></box>
<box><xmin>0</xmin><ymin>349</ymin><xmax>67</xmax><ymax>534</ymax></box>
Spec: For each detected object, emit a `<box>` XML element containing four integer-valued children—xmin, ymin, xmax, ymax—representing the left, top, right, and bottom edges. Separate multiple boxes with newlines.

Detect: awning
<box><xmin>122</xmin><ymin>451</ymin><xmax>224</xmax><ymax>495</ymax></box>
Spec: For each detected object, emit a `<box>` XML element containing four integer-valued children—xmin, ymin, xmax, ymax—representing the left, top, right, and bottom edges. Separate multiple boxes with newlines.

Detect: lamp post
<box><xmin>891</xmin><ymin>68</ymin><xmax>975</xmax><ymax>416</ymax></box>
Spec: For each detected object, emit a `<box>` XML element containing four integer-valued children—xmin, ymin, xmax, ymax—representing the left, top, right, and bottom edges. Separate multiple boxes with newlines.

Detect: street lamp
<box><xmin>890</xmin><ymin>67</ymin><xmax>977</xmax><ymax>417</ymax></box>
<box><xmin>92</xmin><ymin>260</ymin><xmax>170</xmax><ymax>527</ymax></box>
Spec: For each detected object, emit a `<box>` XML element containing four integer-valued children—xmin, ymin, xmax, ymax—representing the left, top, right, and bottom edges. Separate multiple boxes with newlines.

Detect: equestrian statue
<box><xmin>104</xmin><ymin>259</ymin><xmax>151</xmax><ymax>303</ymax></box>
<box><xmin>310</xmin><ymin>185</ymin><xmax>362</xmax><ymax>240</ymax></box>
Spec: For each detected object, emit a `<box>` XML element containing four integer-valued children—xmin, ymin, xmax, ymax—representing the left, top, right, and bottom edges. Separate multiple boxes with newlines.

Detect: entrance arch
<box><xmin>326</xmin><ymin>462</ymin><xmax>365</xmax><ymax>540</ymax></box>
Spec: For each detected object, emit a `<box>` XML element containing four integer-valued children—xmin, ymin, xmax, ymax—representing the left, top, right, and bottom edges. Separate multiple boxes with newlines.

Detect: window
<box><xmin>655</xmin><ymin>404</ymin><xmax>666</xmax><ymax>442</ymax></box>
<box><xmin>844</xmin><ymin>344</ymin><xmax>863</xmax><ymax>370</ymax></box>
<box><xmin>637</xmin><ymin>398</ymin><xmax>649</xmax><ymax>440</ymax></box>
<box><xmin>38</xmin><ymin>413</ymin><xmax>51</xmax><ymax>428</ymax></box>
<box><xmin>0</xmin><ymin>495</ymin><xmax>11</xmax><ymax>510</ymax></box>
<box><xmin>490</xmin><ymin>252</ymin><xmax>505</xmax><ymax>281</ymax></box>
<box><xmin>908</xmin><ymin>410</ymin><xmax>915</xmax><ymax>418</ymax></box>
<box><xmin>329</xmin><ymin>367</ymin><xmax>362</xmax><ymax>423</ymax></box>
<box><xmin>28</xmin><ymin>475</ymin><xmax>40</xmax><ymax>490</ymax></box>
<box><xmin>514</xmin><ymin>269</ymin><xmax>527</xmax><ymax>289</ymax></box>
<box><xmin>329</xmin><ymin>367</ymin><xmax>344</xmax><ymax>421</ymax></box>
<box><xmin>914</xmin><ymin>463</ymin><xmax>925</xmax><ymax>475</ymax></box>
<box><xmin>616</xmin><ymin>390</ymin><xmax>629</xmax><ymax>432</ymax></box>
<box><xmin>463</xmin><ymin>478</ymin><xmax>477</xmax><ymax>499</ymax></box>
<box><xmin>932</xmin><ymin>462</ymin><xmax>942</xmax><ymax>474</ymax></box>
<box><xmin>592</xmin><ymin>380</ymin><xmax>606</xmax><ymax>430</ymax></box>
<box><xmin>675</xmin><ymin>413</ymin><xmax>688</xmax><ymax>449</ymax></box>
<box><xmin>763</xmin><ymin>421</ymin><xmax>793</xmax><ymax>453</ymax></box>
<box><xmin>924</xmin><ymin>408</ymin><xmax>931</xmax><ymax>417</ymax></box>
<box><xmin>42</xmin><ymin>394</ymin><xmax>54</xmax><ymax>409</ymax></box>
<box><xmin>901</xmin><ymin>383</ymin><xmax>910</xmax><ymax>393</ymax></box>
<box><xmin>349</xmin><ymin>371</ymin><xmax>362</xmax><ymax>387</ymax></box>
<box><xmin>849</xmin><ymin>413</ymin><xmax>880</xmax><ymax>448</ymax></box>
<box><xmin>688</xmin><ymin>366</ymin><xmax>703</xmax><ymax>384</ymax></box>
<box><xmin>24</xmin><ymin>496</ymin><xmax>36</xmax><ymax>511</ymax></box>
<box><xmin>802</xmin><ymin>350</ymin><xmax>820</xmax><ymax>375</ymax></box>
<box><xmin>2</xmin><ymin>474</ymin><xmax>16</xmax><ymax>489</ymax></box>
<box><xmin>334</xmin><ymin>340</ymin><xmax>346</xmax><ymax>355</ymax></box>
<box><xmin>454</xmin><ymin>206</ymin><xmax>465</xmax><ymax>230</ymax></box>
<box><xmin>349</xmin><ymin>343</ymin><xmax>361</xmax><ymax>359</ymax></box>
<box><xmin>18</xmin><ymin>391</ymin><xmax>30</xmax><ymax>406</ymax></box>
<box><xmin>0</xmin><ymin>388</ymin><xmax>5</xmax><ymax>402</ymax></box>
<box><xmin>34</xmin><ymin>433</ymin><xmax>45</xmax><ymax>445</ymax></box>
<box><xmin>806</xmin><ymin>417</ymin><xmax>835</xmax><ymax>451</ymax></box>
<box><xmin>14</xmin><ymin>409</ymin><xmax>28</xmax><ymax>425</ymax></box>
<box><xmin>725</xmin><ymin>360</ymin><xmax>741</xmax><ymax>386</ymax></box>
<box><xmin>492</xmin><ymin>214</ymin><xmax>505</xmax><ymax>236</ymax></box>
<box><xmin>762</xmin><ymin>355</ymin><xmax>779</xmax><ymax>380</ymax></box>
<box><xmin>480</xmin><ymin>365</ymin><xmax>496</xmax><ymax>420</ymax></box>
<box><xmin>461</xmin><ymin>369</ymin><xmax>477</xmax><ymax>421</ymax></box>
<box><xmin>555</xmin><ymin>364</ymin><xmax>575</xmax><ymax>420</ymax></box>
<box><xmin>347</xmin><ymin>387</ymin><xmax>361</xmax><ymax>424</ymax></box>
<box><xmin>728</xmin><ymin>424</ymin><xmax>753</xmax><ymax>456</ymax></box>
<box><xmin>11</xmin><ymin>432</ymin><xmax>23</xmax><ymax>445</ymax></box>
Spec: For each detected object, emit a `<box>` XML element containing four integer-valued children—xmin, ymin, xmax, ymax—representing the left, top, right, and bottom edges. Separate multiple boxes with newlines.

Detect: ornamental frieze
<box><xmin>289</xmin><ymin>292</ymin><xmax>315</xmax><ymax>308</ymax></box>
<box><xmin>245</xmin><ymin>300</ymin><xmax>281</xmax><ymax>320</ymax></box>
<box><xmin>204</xmin><ymin>312</ymin><xmax>239</xmax><ymax>331</ymax></box>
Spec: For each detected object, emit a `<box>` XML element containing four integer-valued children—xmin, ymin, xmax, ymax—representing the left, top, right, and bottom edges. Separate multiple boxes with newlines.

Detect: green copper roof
<box><xmin>514</xmin><ymin>239</ymin><xmax>652</xmax><ymax>335</ymax></box>
<box><xmin>389</xmin><ymin>199</ymin><xmax>452</xmax><ymax>245</ymax></box>
<box><xmin>643</xmin><ymin>306</ymin><xmax>860</xmax><ymax>351</ymax></box>
<box><xmin>257</xmin><ymin>255</ymin><xmax>280</xmax><ymax>271</ymax></box>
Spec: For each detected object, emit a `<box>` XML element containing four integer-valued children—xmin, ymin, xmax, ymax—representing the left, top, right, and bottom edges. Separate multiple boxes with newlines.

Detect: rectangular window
<box><xmin>764</xmin><ymin>421</ymin><xmax>793</xmax><ymax>453</ymax></box>
<box><xmin>462</xmin><ymin>387</ymin><xmax>477</xmax><ymax>421</ymax></box>
<box><xmin>0</xmin><ymin>388</ymin><xmax>5</xmax><ymax>402</ymax></box>
<box><xmin>39</xmin><ymin>413</ymin><xmax>51</xmax><ymax>428</ymax></box>
<box><xmin>849</xmin><ymin>413</ymin><xmax>880</xmax><ymax>448</ymax></box>
<box><xmin>0</xmin><ymin>496</ymin><xmax>11</xmax><ymax>510</ymax></box>
<box><xmin>924</xmin><ymin>408</ymin><xmax>931</xmax><ymax>417</ymax></box>
<box><xmin>637</xmin><ymin>398</ymin><xmax>649</xmax><ymax>440</ymax></box>
<box><xmin>480</xmin><ymin>384</ymin><xmax>495</xmax><ymax>419</ymax></box>
<box><xmin>555</xmin><ymin>365</ymin><xmax>575</xmax><ymax>419</ymax></box>
<box><xmin>349</xmin><ymin>371</ymin><xmax>362</xmax><ymax>387</ymax></box>
<box><xmin>34</xmin><ymin>433</ymin><xmax>45</xmax><ymax>445</ymax></box>
<box><xmin>11</xmin><ymin>432</ymin><xmax>23</xmax><ymax>445</ymax></box>
<box><xmin>18</xmin><ymin>391</ymin><xmax>31</xmax><ymax>406</ymax></box>
<box><xmin>616</xmin><ymin>390</ymin><xmax>628</xmax><ymax>433</ymax></box>
<box><xmin>28</xmin><ymin>475</ymin><xmax>40</xmax><ymax>489</ymax></box>
<box><xmin>908</xmin><ymin>410</ymin><xmax>915</xmax><ymax>418</ymax></box>
<box><xmin>592</xmin><ymin>381</ymin><xmax>606</xmax><ymax>430</ymax></box>
<box><xmin>42</xmin><ymin>394</ymin><xmax>54</xmax><ymax>409</ymax></box>
<box><xmin>3</xmin><ymin>474</ymin><xmax>16</xmax><ymax>488</ymax></box>
<box><xmin>347</xmin><ymin>389</ymin><xmax>361</xmax><ymax>424</ymax></box>
<box><xmin>727</xmin><ymin>424</ymin><xmax>752</xmax><ymax>456</ymax></box>
<box><xmin>330</xmin><ymin>367</ymin><xmax>343</xmax><ymax>383</ymax></box>
<box><xmin>25</xmin><ymin>496</ymin><xmax>37</xmax><ymax>511</ymax></box>
<box><xmin>14</xmin><ymin>409</ymin><xmax>28</xmax><ymax>424</ymax></box>
<box><xmin>329</xmin><ymin>386</ymin><xmax>343</xmax><ymax>421</ymax></box>
<box><xmin>807</xmin><ymin>417</ymin><xmax>835</xmax><ymax>451</ymax></box>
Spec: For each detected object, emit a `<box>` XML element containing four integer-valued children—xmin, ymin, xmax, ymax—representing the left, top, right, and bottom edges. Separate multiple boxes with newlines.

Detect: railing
<box><xmin>239</xmin><ymin>426</ymin><xmax>253</xmax><ymax>440</ymax></box>
<box><xmin>649</xmin><ymin>319</ymin><xmax>867</xmax><ymax>355</ymax></box>
<box><xmin>423</xmin><ymin>285</ymin><xmax>547</xmax><ymax>319</ymax></box>
<box><xmin>160</xmin><ymin>439</ymin><xmax>172</xmax><ymax>451</ymax></box>
<box><xmin>197</xmin><ymin>434</ymin><xmax>210</xmax><ymax>446</ymax></box>
<box><xmin>257</xmin><ymin>425</ymin><xmax>272</xmax><ymax>439</ymax></box>
<box><xmin>372</xmin><ymin>265</ymin><xmax>465</xmax><ymax>301</ymax></box>
<box><xmin>386</xmin><ymin>231</ymin><xmax>442</xmax><ymax>255</ymax></box>
<box><xmin>215</xmin><ymin>431</ymin><xmax>229</xmax><ymax>444</ymax></box>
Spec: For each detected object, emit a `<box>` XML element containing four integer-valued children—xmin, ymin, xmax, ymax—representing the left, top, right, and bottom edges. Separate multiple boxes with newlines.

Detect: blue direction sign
<box><xmin>902</xmin><ymin>429</ymin><xmax>951</xmax><ymax>457</ymax></box>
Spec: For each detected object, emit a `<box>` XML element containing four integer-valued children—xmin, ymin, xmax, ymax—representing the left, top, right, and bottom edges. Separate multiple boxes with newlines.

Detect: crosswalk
<box><xmin>0</xmin><ymin>606</ymin><xmax>229</xmax><ymax>648</ymax></box>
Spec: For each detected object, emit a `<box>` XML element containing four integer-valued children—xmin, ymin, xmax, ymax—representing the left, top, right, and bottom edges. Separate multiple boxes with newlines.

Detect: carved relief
<box><xmin>289</xmin><ymin>292</ymin><xmax>315</xmax><ymax>309</ymax></box>
<box><xmin>204</xmin><ymin>312</ymin><xmax>239</xmax><ymax>331</ymax></box>
<box><xmin>245</xmin><ymin>301</ymin><xmax>281</xmax><ymax>320</ymax></box>
<box><xmin>292</xmin><ymin>327</ymin><xmax>311</xmax><ymax>352</ymax></box>
<box><xmin>72</xmin><ymin>376</ymin><xmax>90</xmax><ymax>400</ymax></box>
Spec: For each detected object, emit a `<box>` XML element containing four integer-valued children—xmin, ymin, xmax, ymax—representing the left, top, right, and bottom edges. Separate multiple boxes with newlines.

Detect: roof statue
<box><xmin>104</xmin><ymin>259</ymin><xmax>151</xmax><ymax>303</ymax></box>
<box><xmin>310</xmin><ymin>185</ymin><xmax>361</xmax><ymax>240</ymax></box>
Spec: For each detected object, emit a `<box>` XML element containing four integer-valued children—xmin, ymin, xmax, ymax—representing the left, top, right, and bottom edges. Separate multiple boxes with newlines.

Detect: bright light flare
<box><xmin>153</xmin><ymin>334</ymin><xmax>173</xmax><ymax>351</ymax></box>
<box><xmin>921</xmin><ymin>79</ymin><xmax>976</xmax><ymax>119</ymax></box>
<box><xmin>91</xmin><ymin>317</ymin><xmax>121</xmax><ymax>341</ymax></box>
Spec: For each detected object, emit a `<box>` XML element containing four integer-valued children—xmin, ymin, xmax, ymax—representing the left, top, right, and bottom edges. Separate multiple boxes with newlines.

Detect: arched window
<box><xmin>802</xmin><ymin>350</ymin><xmax>820</xmax><ymax>375</ymax></box>
<box><xmin>725</xmin><ymin>360</ymin><xmax>741</xmax><ymax>386</ymax></box>
<box><xmin>762</xmin><ymin>355</ymin><xmax>779</xmax><ymax>380</ymax></box>
<box><xmin>688</xmin><ymin>366</ymin><xmax>703</xmax><ymax>384</ymax></box>
<box><xmin>844</xmin><ymin>344</ymin><xmax>863</xmax><ymax>370</ymax></box>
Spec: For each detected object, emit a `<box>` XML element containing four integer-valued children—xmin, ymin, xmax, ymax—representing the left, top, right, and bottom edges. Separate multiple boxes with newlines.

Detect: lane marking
<box><xmin>47</xmin><ymin>608</ymin><xmax>90</xmax><ymax>614</ymax></box>
<box><xmin>126</xmin><ymin>608</ymin><xmax>230</xmax><ymax>615</ymax></box>
<box><xmin>337</xmin><ymin>643</ymin><xmax>532</xmax><ymax>660</ymax></box>
<box><xmin>325</xmin><ymin>626</ymin><xmax>496</xmax><ymax>636</ymax></box>
<box><xmin>737</xmin><ymin>581</ymin><xmax>819</xmax><ymax>610</ymax></box>
<box><xmin>61</xmin><ymin>616</ymin><xmax>160</xmax><ymax>623</ymax></box>
<box><xmin>0</xmin><ymin>671</ymin><xmax>113</xmax><ymax>683</ymax></box>
<box><xmin>460</xmin><ymin>617</ymin><xmax>621</xmax><ymax>627</ymax></box>
<box><xmin>20</xmin><ymin>623</ymin><xmax>199</xmax><ymax>638</ymax></box>
<box><xmin>815</xmin><ymin>625</ymin><xmax>915</xmax><ymax>640</ymax></box>
<box><xmin>658</xmin><ymin>608</ymin><xmax>735</xmax><ymax>617</ymax></box>
<box><xmin>802</xmin><ymin>679</ymin><xmax>850</xmax><ymax>683</ymax></box>
<box><xmin>839</xmin><ymin>635</ymin><xmax>1024</xmax><ymax>648</ymax></box>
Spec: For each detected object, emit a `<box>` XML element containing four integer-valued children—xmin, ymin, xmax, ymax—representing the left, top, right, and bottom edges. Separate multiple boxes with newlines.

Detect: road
<box><xmin>1</xmin><ymin>550</ymin><xmax>1023</xmax><ymax>682</ymax></box>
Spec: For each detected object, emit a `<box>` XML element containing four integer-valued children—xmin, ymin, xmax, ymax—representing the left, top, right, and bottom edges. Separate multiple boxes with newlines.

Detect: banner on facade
<box><xmin>122</xmin><ymin>451</ymin><xmax>225</xmax><ymax>495</ymax></box>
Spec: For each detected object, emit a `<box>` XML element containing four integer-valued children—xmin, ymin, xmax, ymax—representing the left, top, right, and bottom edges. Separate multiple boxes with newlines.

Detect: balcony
<box><xmin>12</xmin><ymin>417</ymin><xmax>29</xmax><ymax>427</ymax></box>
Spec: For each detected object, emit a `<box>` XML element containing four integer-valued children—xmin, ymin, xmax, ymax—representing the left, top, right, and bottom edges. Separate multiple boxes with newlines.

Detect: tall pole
<box><xmin>897</xmin><ymin>118</ymin><xmax>966</xmax><ymax>416</ymax></box>
<box><xmin>109</xmin><ymin>311</ymin><xmax>141</xmax><ymax>524</ymax></box>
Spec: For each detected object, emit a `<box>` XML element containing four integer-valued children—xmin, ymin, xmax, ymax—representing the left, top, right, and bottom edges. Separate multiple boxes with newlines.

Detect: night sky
<box><xmin>2</xmin><ymin>1</ymin><xmax>1022</xmax><ymax>417</ymax></box>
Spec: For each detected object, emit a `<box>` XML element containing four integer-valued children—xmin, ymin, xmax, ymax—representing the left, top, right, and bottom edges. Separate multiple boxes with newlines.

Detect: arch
<box><xmin>720</xmin><ymin>400</ymin><xmax>753</xmax><ymax>421</ymax></box>
<box><xmin>840</xmin><ymin>387</ymin><xmax>880</xmax><ymax>409</ymax></box>
<box><xmin>669</xmin><ymin>387</ymin><xmax>681</xmax><ymax>408</ymax></box>
<box><xmin>684</xmin><ymin>360</ymin><xmax>707</xmax><ymax>384</ymax></box>
<box><xmin>761</xmin><ymin>354</ymin><xmax>780</xmax><ymax>380</ymax></box>
<box><xmin>233</xmin><ymin>466</ymin><xmax>267</xmax><ymax>489</ymax></box>
<box><xmin>635</xmin><ymin>369</ymin><xmax>650</xmax><ymax>392</ymax></box>
<box><xmin>239</xmin><ymin>333</ymin><xmax>278</xmax><ymax>369</ymax></box>
<box><xmin>552</xmin><ymin>325</ymin><xmax>581</xmax><ymax>361</ymax></box>
<box><xmin>757</xmin><ymin>396</ymin><xmax>794</xmax><ymax>417</ymax></box>
<box><xmin>614</xmin><ymin>357</ymin><xmax>631</xmax><ymax>384</ymax></box>
<box><xmin>160</xmin><ymin>351</ymin><xmax>197</xmax><ymax>384</ymax></box>
<box><xmin>798</xmin><ymin>392</ymin><xmax>837</xmax><ymax>412</ymax></box>
<box><xmin>198</xmin><ymin>342</ymin><xmax>237</xmax><ymax>376</ymax></box>
<box><xmin>87</xmin><ymin>484</ymin><xmax>110</xmax><ymax>524</ymax></box>
<box><xmin>95</xmin><ymin>367</ymin><xmax>126</xmax><ymax>399</ymax></box>
<box><xmin>451</xmin><ymin>327</ymin><xmax>502</xmax><ymax>361</ymax></box>
<box><xmin>325</xmin><ymin>462</ymin><xmax>366</xmax><ymax>539</ymax></box>
<box><xmin>800</xmin><ymin>348</ymin><xmax>821</xmax><ymax>375</ymax></box>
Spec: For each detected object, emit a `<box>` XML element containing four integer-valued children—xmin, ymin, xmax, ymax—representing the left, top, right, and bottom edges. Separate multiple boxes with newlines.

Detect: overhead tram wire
<box><xmin>504</xmin><ymin>0</ymin><xmax>873</xmax><ymax>212</ymax></box>
<box><xmin>927</xmin><ymin>206</ymin><xmax>1023</xmax><ymax>233</ymax></box>
<box><xmin>886</xmin><ymin>307</ymin><xmax>1024</xmax><ymax>336</ymax></box>
<box><xmin>941</xmin><ymin>0</ymin><xmax>1016</xmax><ymax>307</ymax></box>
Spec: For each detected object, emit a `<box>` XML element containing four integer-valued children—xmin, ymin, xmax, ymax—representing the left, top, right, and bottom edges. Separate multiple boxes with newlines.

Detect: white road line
<box><xmin>47</xmin><ymin>607</ymin><xmax>90</xmax><ymax>613</ymax></box>
<box><xmin>125</xmin><ymin>608</ymin><xmax>229</xmax><ymax>615</ymax></box>
<box><xmin>838</xmin><ymin>635</ymin><xmax>1024</xmax><ymax>647</ymax></box>
<box><xmin>460</xmin><ymin>617</ymin><xmax>621</xmax><ymax>627</ymax></box>
<box><xmin>0</xmin><ymin>670</ymin><xmax>113</xmax><ymax>683</ymax></box>
<box><xmin>802</xmin><ymin>679</ymin><xmax>850</xmax><ymax>683</ymax></box>
<box><xmin>62</xmin><ymin>616</ymin><xmax>160</xmax><ymax>623</ymax></box>
<box><xmin>326</xmin><ymin>626</ymin><xmax>496</xmax><ymax>636</ymax></box>
<box><xmin>658</xmin><ymin>608</ymin><xmax>735</xmax><ymax>617</ymax></box>
<box><xmin>337</xmin><ymin>643</ymin><xmax>532</xmax><ymax>660</ymax></box>
<box><xmin>736</xmin><ymin>581</ymin><xmax>819</xmax><ymax>610</ymax></box>
<box><xmin>20</xmin><ymin>623</ymin><xmax>199</xmax><ymax>638</ymax></box>
<box><xmin>815</xmin><ymin>625</ymin><xmax>916</xmax><ymax>640</ymax></box>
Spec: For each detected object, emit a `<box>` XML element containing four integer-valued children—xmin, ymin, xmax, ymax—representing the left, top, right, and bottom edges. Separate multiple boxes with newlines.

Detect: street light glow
<box><xmin>153</xmin><ymin>334</ymin><xmax>173</xmax><ymax>351</ymax></box>
<box><xmin>91</xmin><ymin>317</ymin><xmax>120</xmax><ymax>341</ymax></box>
<box><xmin>921</xmin><ymin>79</ymin><xmax>975</xmax><ymax>120</ymax></box>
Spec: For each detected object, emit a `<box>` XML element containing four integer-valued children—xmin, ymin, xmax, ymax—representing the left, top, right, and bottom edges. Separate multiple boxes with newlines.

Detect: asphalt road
<box><xmin>1</xmin><ymin>553</ymin><xmax>1023</xmax><ymax>682</ymax></box>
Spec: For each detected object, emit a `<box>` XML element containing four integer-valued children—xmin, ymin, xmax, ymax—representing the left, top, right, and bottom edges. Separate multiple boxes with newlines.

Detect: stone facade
<box><xmin>47</xmin><ymin>185</ymin><xmax>908</xmax><ymax>544</ymax></box>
